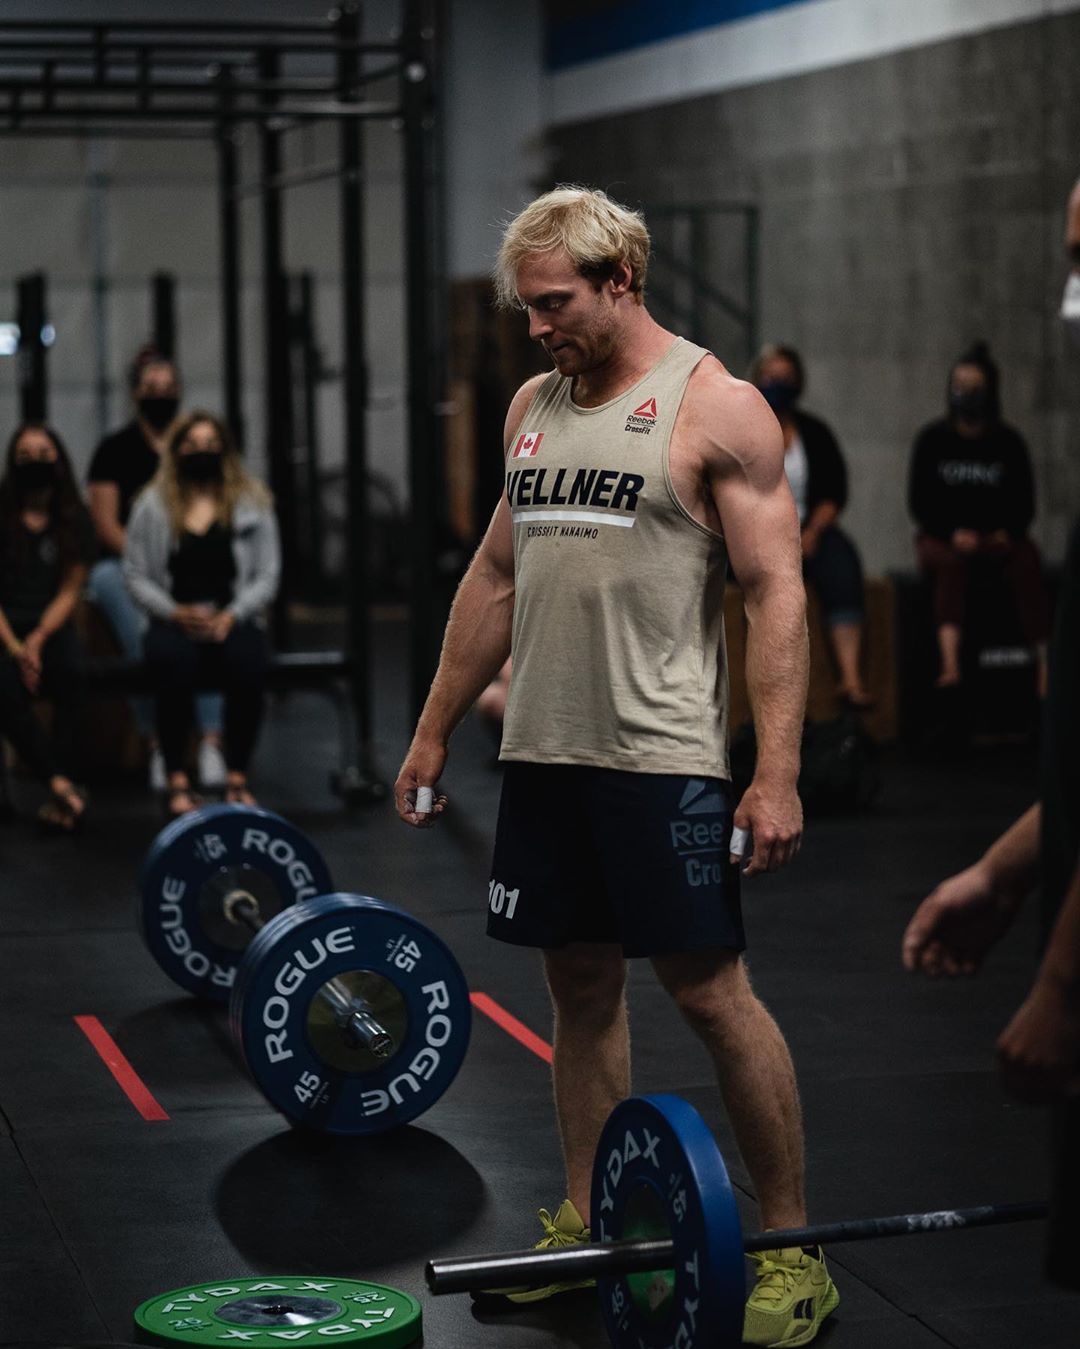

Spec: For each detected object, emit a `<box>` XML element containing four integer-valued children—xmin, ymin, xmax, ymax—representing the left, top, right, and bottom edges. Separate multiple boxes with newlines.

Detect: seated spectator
<box><xmin>86</xmin><ymin>347</ymin><xmax>226</xmax><ymax>792</ymax></box>
<box><xmin>750</xmin><ymin>343</ymin><xmax>872</xmax><ymax>706</ymax></box>
<box><xmin>124</xmin><ymin>412</ymin><xmax>280</xmax><ymax>818</ymax></box>
<box><xmin>0</xmin><ymin>423</ymin><xmax>94</xmax><ymax>831</ymax></box>
<box><xmin>908</xmin><ymin>341</ymin><xmax>1048</xmax><ymax>691</ymax></box>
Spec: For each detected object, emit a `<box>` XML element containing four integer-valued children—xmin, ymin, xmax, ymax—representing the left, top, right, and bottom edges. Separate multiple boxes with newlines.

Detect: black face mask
<box><xmin>950</xmin><ymin>389</ymin><xmax>989</xmax><ymax>422</ymax></box>
<box><xmin>138</xmin><ymin>396</ymin><xmax>179</xmax><ymax>431</ymax></box>
<box><xmin>759</xmin><ymin>381</ymin><xmax>799</xmax><ymax>415</ymax></box>
<box><xmin>177</xmin><ymin>450</ymin><xmax>224</xmax><ymax>485</ymax></box>
<box><xmin>13</xmin><ymin>459</ymin><xmax>57</xmax><ymax>495</ymax></box>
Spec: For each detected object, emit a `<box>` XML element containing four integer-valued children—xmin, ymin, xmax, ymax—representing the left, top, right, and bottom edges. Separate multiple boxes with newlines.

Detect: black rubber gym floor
<box><xmin>0</xmin><ymin>615</ymin><xmax>1073</xmax><ymax>1348</ymax></box>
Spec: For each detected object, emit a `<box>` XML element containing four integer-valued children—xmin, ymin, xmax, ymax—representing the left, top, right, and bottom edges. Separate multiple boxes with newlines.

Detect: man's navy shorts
<box><xmin>487</xmin><ymin>762</ymin><xmax>745</xmax><ymax>957</ymax></box>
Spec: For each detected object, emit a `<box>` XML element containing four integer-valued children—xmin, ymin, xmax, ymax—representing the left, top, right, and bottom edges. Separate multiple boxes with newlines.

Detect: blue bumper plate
<box><xmin>590</xmin><ymin>1094</ymin><xmax>745</xmax><ymax>1349</ymax></box>
<box><xmin>230</xmin><ymin>893</ymin><xmax>471</xmax><ymax>1134</ymax></box>
<box><xmin>139</xmin><ymin>804</ymin><xmax>334</xmax><ymax>1003</ymax></box>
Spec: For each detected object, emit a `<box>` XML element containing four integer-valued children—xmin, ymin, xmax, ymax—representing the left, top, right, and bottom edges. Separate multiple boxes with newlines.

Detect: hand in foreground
<box><xmin>997</xmin><ymin>977</ymin><xmax>1080</xmax><ymax>1103</ymax></box>
<box><xmin>394</xmin><ymin>739</ymin><xmax>449</xmax><ymax>829</ymax></box>
<box><xmin>732</xmin><ymin>777</ymin><xmax>802</xmax><ymax>876</ymax></box>
<box><xmin>901</xmin><ymin>862</ymin><xmax>1021</xmax><ymax>976</ymax></box>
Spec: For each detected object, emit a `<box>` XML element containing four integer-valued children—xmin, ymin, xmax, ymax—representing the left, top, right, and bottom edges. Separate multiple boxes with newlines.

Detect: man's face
<box><xmin>515</xmin><ymin>249</ymin><xmax>622</xmax><ymax>377</ymax></box>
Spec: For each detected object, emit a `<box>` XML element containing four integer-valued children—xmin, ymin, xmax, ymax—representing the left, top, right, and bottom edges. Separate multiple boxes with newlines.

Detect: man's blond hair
<box><xmin>494</xmin><ymin>186</ymin><xmax>650</xmax><ymax>310</ymax></box>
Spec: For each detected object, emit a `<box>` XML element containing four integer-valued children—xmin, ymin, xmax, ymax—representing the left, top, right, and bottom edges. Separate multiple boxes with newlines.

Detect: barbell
<box><xmin>138</xmin><ymin>804</ymin><xmax>471</xmax><ymax>1134</ymax></box>
<box><xmin>426</xmin><ymin>1094</ymin><xmax>1047</xmax><ymax>1349</ymax></box>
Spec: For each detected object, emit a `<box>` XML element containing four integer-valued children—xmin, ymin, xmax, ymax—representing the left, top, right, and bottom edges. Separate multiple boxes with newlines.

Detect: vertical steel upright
<box><xmin>296</xmin><ymin>272</ymin><xmax>326</xmax><ymax>595</ymax></box>
<box><xmin>259</xmin><ymin>45</ymin><xmax>295</xmax><ymax>648</ymax></box>
<box><xmin>401</xmin><ymin>0</ymin><xmax>441</xmax><ymax>721</ymax></box>
<box><xmin>16</xmin><ymin>273</ymin><xmax>47</xmax><ymax>422</ymax></box>
<box><xmin>336</xmin><ymin>4</ymin><xmax>382</xmax><ymax>801</ymax></box>
<box><xmin>152</xmin><ymin>271</ymin><xmax>176</xmax><ymax>358</ymax></box>
<box><xmin>215</xmin><ymin>64</ymin><xmax>245</xmax><ymax>448</ymax></box>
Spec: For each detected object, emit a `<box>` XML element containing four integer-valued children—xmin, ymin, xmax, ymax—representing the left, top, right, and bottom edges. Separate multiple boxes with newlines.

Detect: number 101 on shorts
<box><xmin>488</xmin><ymin>880</ymin><xmax>520</xmax><ymax>919</ymax></box>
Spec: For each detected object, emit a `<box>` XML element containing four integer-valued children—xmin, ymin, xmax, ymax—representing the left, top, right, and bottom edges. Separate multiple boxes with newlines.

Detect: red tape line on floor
<box><xmin>74</xmin><ymin>1015</ymin><xmax>169</xmax><ymax>1121</ymax></box>
<box><xmin>470</xmin><ymin>992</ymin><xmax>553</xmax><ymax>1064</ymax></box>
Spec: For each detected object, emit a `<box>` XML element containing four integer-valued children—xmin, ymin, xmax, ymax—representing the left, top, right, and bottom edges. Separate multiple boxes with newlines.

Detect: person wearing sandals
<box><xmin>123</xmin><ymin>412</ymin><xmax>279</xmax><ymax>818</ymax></box>
<box><xmin>86</xmin><ymin>347</ymin><xmax>227</xmax><ymax>792</ymax></box>
<box><xmin>0</xmin><ymin>423</ymin><xmax>94</xmax><ymax>832</ymax></box>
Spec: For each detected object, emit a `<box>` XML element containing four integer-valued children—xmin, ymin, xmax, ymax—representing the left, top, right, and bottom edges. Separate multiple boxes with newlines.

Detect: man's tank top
<box><xmin>500</xmin><ymin>336</ymin><xmax>731</xmax><ymax>778</ymax></box>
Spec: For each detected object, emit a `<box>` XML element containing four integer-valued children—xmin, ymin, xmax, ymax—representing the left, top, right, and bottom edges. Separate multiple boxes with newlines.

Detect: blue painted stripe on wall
<box><xmin>545</xmin><ymin>0</ymin><xmax>812</xmax><ymax>71</ymax></box>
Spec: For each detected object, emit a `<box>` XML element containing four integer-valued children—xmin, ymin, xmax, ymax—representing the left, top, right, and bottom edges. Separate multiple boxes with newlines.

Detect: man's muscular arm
<box><xmin>707</xmin><ymin>376</ymin><xmax>808</xmax><ymax>874</ymax></box>
<box><xmin>394</xmin><ymin>374</ymin><xmax>544</xmax><ymax>827</ymax></box>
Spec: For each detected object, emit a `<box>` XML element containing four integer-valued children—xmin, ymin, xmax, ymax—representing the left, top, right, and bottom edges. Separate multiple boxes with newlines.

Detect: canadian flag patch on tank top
<box><xmin>512</xmin><ymin>430</ymin><xmax>544</xmax><ymax>457</ymax></box>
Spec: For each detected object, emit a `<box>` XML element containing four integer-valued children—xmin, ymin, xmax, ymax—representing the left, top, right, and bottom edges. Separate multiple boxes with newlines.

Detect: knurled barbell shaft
<box><xmin>226</xmin><ymin>892</ymin><xmax>395</xmax><ymax>1058</ymax></box>
<box><xmin>424</xmin><ymin>1200</ymin><xmax>1048</xmax><ymax>1295</ymax></box>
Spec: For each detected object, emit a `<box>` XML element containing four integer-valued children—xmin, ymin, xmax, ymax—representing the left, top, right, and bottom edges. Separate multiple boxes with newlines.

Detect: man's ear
<box><xmin>608</xmin><ymin>260</ymin><xmax>634</xmax><ymax>298</ymax></box>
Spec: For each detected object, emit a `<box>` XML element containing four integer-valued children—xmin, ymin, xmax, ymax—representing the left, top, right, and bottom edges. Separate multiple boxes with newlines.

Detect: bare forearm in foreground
<box><xmin>980</xmin><ymin>803</ymin><xmax>1042</xmax><ymax>902</ymax></box>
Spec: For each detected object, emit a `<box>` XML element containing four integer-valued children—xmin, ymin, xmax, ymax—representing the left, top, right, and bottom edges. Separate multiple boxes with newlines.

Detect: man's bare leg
<box><xmin>652</xmin><ymin>948</ymin><xmax>806</xmax><ymax>1230</ymax></box>
<box><xmin>543</xmin><ymin>942</ymin><xmax>629</xmax><ymax>1223</ymax></box>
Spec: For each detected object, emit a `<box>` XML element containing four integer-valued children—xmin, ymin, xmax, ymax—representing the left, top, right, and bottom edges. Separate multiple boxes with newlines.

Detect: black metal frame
<box><xmin>0</xmin><ymin>4</ymin><xmax>446</xmax><ymax>805</ymax></box>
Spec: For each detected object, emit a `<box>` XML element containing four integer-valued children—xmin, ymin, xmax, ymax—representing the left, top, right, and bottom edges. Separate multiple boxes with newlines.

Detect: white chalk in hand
<box><xmin>729</xmin><ymin>825</ymin><xmax>750</xmax><ymax>858</ymax></box>
<box><xmin>415</xmin><ymin>786</ymin><xmax>435</xmax><ymax>815</ymax></box>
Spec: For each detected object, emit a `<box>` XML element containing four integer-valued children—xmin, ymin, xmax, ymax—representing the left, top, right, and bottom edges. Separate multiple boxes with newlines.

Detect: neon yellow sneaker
<box><xmin>471</xmin><ymin>1200</ymin><xmax>595</xmax><ymax>1305</ymax></box>
<box><xmin>743</xmin><ymin>1245</ymin><xmax>840</xmax><ymax>1347</ymax></box>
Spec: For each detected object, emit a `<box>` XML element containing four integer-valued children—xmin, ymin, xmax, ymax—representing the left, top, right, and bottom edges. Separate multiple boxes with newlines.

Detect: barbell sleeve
<box><xmin>225</xmin><ymin>890</ymin><xmax>394</xmax><ymax>1058</ymax></box>
<box><xmin>426</xmin><ymin>1238</ymin><xmax>675</xmax><ymax>1295</ymax></box>
<box><xmin>424</xmin><ymin>1200</ymin><xmax>1048</xmax><ymax>1296</ymax></box>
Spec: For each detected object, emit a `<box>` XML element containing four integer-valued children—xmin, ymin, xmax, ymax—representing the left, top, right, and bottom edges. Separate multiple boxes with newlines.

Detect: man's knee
<box><xmin>657</xmin><ymin>952</ymin><xmax>757</xmax><ymax>1038</ymax></box>
<box><xmin>545</xmin><ymin>944</ymin><xmax>626</xmax><ymax>1019</ymax></box>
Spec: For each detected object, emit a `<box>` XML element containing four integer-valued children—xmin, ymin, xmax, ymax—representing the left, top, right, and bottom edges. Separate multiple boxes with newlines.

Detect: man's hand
<box><xmin>902</xmin><ymin>862</ymin><xmax>1021</xmax><ymax>976</ymax></box>
<box><xmin>952</xmin><ymin>528</ymin><xmax>980</xmax><ymax>554</ymax></box>
<box><xmin>997</xmin><ymin>977</ymin><xmax>1080</xmax><ymax>1103</ymax></box>
<box><xmin>395</xmin><ymin>739</ymin><xmax>449</xmax><ymax>829</ymax></box>
<box><xmin>732</xmin><ymin>776</ymin><xmax>802</xmax><ymax>876</ymax></box>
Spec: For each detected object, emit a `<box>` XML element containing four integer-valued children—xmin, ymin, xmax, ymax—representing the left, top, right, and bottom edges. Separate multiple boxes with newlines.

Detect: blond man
<box><xmin>396</xmin><ymin>187</ymin><xmax>836</xmax><ymax>1346</ymax></box>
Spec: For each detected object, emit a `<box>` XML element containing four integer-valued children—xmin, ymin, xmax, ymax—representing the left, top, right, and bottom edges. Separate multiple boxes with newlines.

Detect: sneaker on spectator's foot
<box><xmin>471</xmin><ymin>1201</ymin><xmax>595</xmax><ymax>1306</ymax></box>
<box><xmin>743</xmin><ymin>1245</ymin><xmax>839</xmax><ymax>1347</ymax></box>
<box><xmin>198</xmin><ymin>739</ymin><xmax>227</xmax><ymax>790</ymax></box>
<box><xmin>148</xmin><ymin>747</ymin><xmax>167</xmax><ymax>794</ymax></box>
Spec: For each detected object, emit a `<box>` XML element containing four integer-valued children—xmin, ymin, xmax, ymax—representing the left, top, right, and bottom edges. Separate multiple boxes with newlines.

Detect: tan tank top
<box><xmin>500</xmin><ymin>336</ymin><xmax>731</xmax><ymax>778</ymax></box>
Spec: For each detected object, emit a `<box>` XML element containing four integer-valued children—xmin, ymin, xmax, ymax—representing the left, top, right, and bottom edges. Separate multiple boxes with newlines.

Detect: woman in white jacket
<box><xmin>125</xmin><ymin>411</ymin><xmax>280</xmax><ymax>817</ymax></box>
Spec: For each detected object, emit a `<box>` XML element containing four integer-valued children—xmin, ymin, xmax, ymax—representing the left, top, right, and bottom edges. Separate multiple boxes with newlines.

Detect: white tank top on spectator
<box><xmin>784</xmin><ymin>432</ymin><xmax>809</xmax><ymax>525</ymax></box>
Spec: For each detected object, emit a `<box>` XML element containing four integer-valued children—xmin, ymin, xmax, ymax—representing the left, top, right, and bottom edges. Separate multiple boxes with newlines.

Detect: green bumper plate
<box><xmin>134</xmin><ymin>1276</ymin><xmax>422</xmax><ymax>1349</ymax></box>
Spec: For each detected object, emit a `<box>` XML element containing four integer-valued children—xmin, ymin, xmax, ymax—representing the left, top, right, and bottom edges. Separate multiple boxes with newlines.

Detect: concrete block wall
<box><xmin>544</xmin><ymin>9</ymin><xmax>1080</xmax><ymax>573</ymax></box>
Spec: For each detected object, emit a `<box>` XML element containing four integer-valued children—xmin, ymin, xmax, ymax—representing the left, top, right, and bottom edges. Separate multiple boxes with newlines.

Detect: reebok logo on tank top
<box><xmin>625</xmin><ymin>396</ymin><xmax>658</xmax><ymax>433</ymax></box>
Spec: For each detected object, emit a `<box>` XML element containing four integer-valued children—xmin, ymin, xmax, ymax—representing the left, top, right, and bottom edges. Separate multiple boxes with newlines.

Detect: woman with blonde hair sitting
<box><xmin>124</xmin><ymin>412</ymin><xmax>280</xmax><ymax>817</ymax></box>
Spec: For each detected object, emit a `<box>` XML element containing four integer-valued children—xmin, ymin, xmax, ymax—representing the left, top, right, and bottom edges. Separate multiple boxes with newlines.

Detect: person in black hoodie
<box><xmin>751</xmin><ymin>344</ymin><xmax>871</xmax><ymax>706</ymax></box>
<box><xmin>908</xmin><ymin>341</ymin><xmax>1048</xmax><ymax>691</ymax></box>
